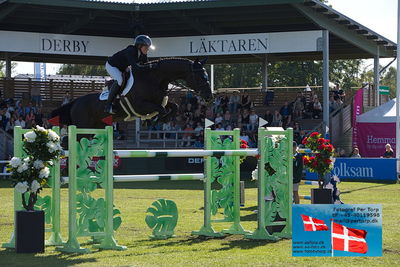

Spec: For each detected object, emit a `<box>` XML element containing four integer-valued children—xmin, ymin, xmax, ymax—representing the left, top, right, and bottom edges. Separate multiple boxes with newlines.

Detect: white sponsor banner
<box><xmin>152</xmin><ymin>31</ymin><xmax>322</xmax><ymax>57</ymax></box>
<box><xmin>0</xmin><ymin>30</ymin><xmax>322</xmax><ymax>57</ymax></box>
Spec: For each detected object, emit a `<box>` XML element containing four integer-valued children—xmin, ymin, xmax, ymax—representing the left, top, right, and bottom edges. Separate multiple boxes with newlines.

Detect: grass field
<box><xmin>0</xmin><ymin>180</ymin><xmax>399</xmax><ymax>267</ymax></box>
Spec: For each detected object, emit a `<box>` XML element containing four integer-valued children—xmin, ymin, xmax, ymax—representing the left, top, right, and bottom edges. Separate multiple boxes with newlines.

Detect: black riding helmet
<box><xmin>134</xmin><ymin>35</ymin><xmax>152</xmax><ymax>48</ymax></box>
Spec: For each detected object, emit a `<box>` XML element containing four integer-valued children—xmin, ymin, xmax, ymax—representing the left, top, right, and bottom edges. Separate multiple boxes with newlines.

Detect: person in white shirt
<box><xmin>228</xmin><ymin>91</ymin><xmax>241</xmax><ymax>113</ymax></box>
<box><xmin>214</xmin><ymin>113</ymin><xmax>223</xmax><ymax>125</ymax></box>
<box><xmin>15</xmin><ymin>116</ymin><xmax>26</xmax><ymax>128</ymax></box>
<box><xmin>248</xmin><ymin>110</ymin><xmax>259</xmax><ymax>131</ymax></box>
<box><xmin>215</xmin><ymin>124</ymin><xmax>225</xmax><ymax>131</ymax></box>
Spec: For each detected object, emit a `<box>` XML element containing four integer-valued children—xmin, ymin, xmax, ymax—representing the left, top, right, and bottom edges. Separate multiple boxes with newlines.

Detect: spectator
<box><xmin>162</xmin><ymin>121</ymin><xmax>172</xmax><ymax>138</ymax></box>
<box><xmin>205</xmin><ymin>106</ymin><xmax>214</xmax><ymax>120</ymax></box>
<box><xmin>312</xmin><ymin>98</ymin><xmax>322</xmax><ymax>119</ymax></box>
<box><xmin>6</xmin><ymin>103</ymin><xmax>14</xmax><ymax>116</ymax></box>
<box><xmin>293</xmin><ymin>97</ymin><xmax>304</xmax><ymax>120</ymax></box>
<box><xmin>279</xmin><ymin>102</ymin><xmax>292</xmax><ymax>128</ymax></box>
<box><xmin>349</xmin><ymin>147</ymin><xmax>361</xmax><ymax>158</ymax></box>
<box><xmin>213</xmin><ymin>94</ymin><xmax>222</xmax><ymax>113</ymax></box>
<box><xmin>193</xmin><ymin>131</ymin><xmax>204</xmax><ymax>148</ymax></box>
<box><xmin>60</xmin><ymin>124</ymin><xmax>68</xmax><ymax>143</ymax></box>
<box><xmin>223</xmin><ymin>110</ymin><xmax>232</xmax><ymax>128</ymax></box>
<box><xmin>293</xmin><ymin>122</ymin><xmax>302</xmax><ymax>133</ymax></box>
<box><xmin>220</xmin><ymin>94</ymin><xmax>229</xmax><ymax>112</ymax></box>
<box><xmin>295</xmin><ymin>130</ymin><xmax>307</xmax><ymax>145</ymax></box>
<box><xmin>215</xmin><ymin>123</ymin><xmax>225</xmax><ymax>131</ymax></box>
<box><xmin>42</xmin><ymin>118</ymin><xmax>51</xmax><ymax>129</ymax></box>
<box><xmin>272</xmin><ymin>110</ymin><xmax>282</xmax><ymax>127</ymax></box>
<box><xmin>333</xmin><ymin>97</ymin><xmax>343</xmax><ymax>111</ymax></box>
<box><xmin>264</xmin><ymin>90</ymin><xmax>274</xmax><ymax>106</ymax></box>
<box><xmin>25</xmin><ymin>109</ymin><xmax>35</xmax><ymax>128</ymax></box>
<box><xmin>62</xmin><ymin>91</ymin><xmax>72</xmax><ymax>106</ymax></box>
<box><xmin>228</xmin><ymin>91</ymin><xmax>241</xmax><ymax>113</ymax></box>
<box><xmin>338</xmin><ymin>148</ymin><xmax>347</xmax><ymax>157</ymax></box>
<box><xmin>194</xmin><ymin>122</ymin><xmax>204</xmax><ymax>140</ymax></box>
<box><xmin>240</xmin><ymin>93</ymin><xmax>252</xmax><ymax>110</ymax></box>
<box><xmin>5</xmin><ymin>116</ymin><xmax>15</xmax><ymax>135</ymax></box>
<box><xmin>248</xmin><ymin>109</ymin><xmax>258</xmax><ymax>131</ymax></box>
<box><xmin>241</xmin><ymin>109</ymin><xmax>250</xmax><ymax>131</ymax></box>
<box><xmin>181</xmin><ymin>123</ymin><xmax>194</xmax><ymax>147</ymax></box>
<box><xmin>24</xmin><ymin>102</ymin><xmax>36</xmax><ymax>116</ymax></box>
<box><xmin>329</xmin><ymin>96</ymin><xmax>335</xmax><ymax>113</ymax></box>
<box><xmin>31</xmin><ymin>84</ymin><xmax>42</xmax><ymax>107</ymax></box>
<box><xmin>215</xmin><ymin>112</ymin><xmax>223</xmax><ymax>125</ymax></box>
<box><xmin>293</xmin><ymin>141</ymin><xmax>303</xmax><ymax>204</ymax></box>
<box><xmin>333</xmin><ymin>84</ymin><xmax>345</xmax><ymax>101</ymax></box>
<box><xmin>16</xmin><ymin>102</ymin><xmax>25</xmax><ymax>117</ymax></box>
<box><xmin>264</xmin><ymin>110</ymin><xmax>273</xmax><ymax>127</ymax></box>
<box><xmin>382</xmin><ymin>144</ymin><xmax>394</xmax><ymax>158</ymax></box>
<box><xmin>15</xmin><ymin>115</ymin><xmax>26</xmax><ymax>129</ymax></box>
<box><xmin>34</xmin><ymin>108</ymin><xmax>43</xmax><ymax>126</ymax></box>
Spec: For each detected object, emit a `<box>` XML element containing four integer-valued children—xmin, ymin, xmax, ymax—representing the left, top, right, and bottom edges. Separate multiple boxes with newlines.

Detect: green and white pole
<box><xmin>95</xmin><ymin>126</ymin><xmax>126</xmax><ymax>251</ymax></box>
<box><xmin>57</xmin><ymin>125</ymin><xmax>89</xmax><ymax>253</ymax></box>
<box><xmin>192</xmin><ymin>128</ymin><xmax>223</xmax><ymax>237</ymax></box>
<box><xmin>222</xmin><ymin>128</ymin><xmax>249</xmax><ymax>235</ymax></box>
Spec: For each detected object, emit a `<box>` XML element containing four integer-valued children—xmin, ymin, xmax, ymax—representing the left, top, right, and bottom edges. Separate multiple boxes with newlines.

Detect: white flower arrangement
<box><xmin>24</xmin><ymin>131</ymin><xmax>37</xmax><ymax>143</ymax></box>
<box><xmin>9</xmin><ymin>126</ymin><xmax>63</xmax><ymax>211</ymax></box>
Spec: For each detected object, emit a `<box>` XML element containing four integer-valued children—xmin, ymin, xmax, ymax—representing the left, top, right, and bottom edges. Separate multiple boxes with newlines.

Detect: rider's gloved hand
<box><xmin>149</xmin><ymin>63</ymin><xmax>159</xmax><ymax>69</ymax></box>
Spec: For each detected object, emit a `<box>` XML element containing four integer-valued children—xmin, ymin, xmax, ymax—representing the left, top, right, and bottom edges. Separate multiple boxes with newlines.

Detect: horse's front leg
<box><xmin>158</xmin><ymin>102</ymin><xmax>178</xmax><ymax>123</ymax></box>
<box><xmin>138</xmin><ymin>100</ymin><xmax>167</xmax><ymax>117</ymax></box>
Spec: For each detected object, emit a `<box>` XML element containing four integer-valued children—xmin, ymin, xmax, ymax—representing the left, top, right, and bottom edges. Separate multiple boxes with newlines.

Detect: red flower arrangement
<box><xmin>240</xmin><ymin>139</ymin><xmax>249</xmax><ymax>149</ymax></box>
<box><xmin>240</xmin><ymin>139</ymin><xmax>249</xmax><ymax>164</ymax></box>
<box><xmin>302</xmin><ymin>132</ymin><xmax>335</xmax><ymax>188</ymax></box>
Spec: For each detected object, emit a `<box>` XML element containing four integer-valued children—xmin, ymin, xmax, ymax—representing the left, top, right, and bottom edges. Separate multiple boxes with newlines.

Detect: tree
<box><xmin>0</xmin><ymin>61</ymin><xmax>17</xmax><ymax>78</ymax></box>
<box><xmin>380</xmin><ymin>66</ymin><xmax>396</xmax><ymax>98</ymax></box>
<box><xmin>57</xmin><ymin>64</ymin><xmax>107</xmax><ymax>76</ymax></box>
<box><xmin>211</xmin><ymin>59</ymin><xmax>363</xmax><ymax>90</ymax></box>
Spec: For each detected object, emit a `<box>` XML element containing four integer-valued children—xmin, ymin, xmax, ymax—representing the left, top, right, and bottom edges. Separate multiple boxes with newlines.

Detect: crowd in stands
<box><xmin>145</xmin><ymin>84</ymin><xmax>347</xmax><ymax>148</ymax></box>
<box><xmin>0</xmin><ymin>96</ymin><xmax>49</xmax><ymax>136</ymax></box>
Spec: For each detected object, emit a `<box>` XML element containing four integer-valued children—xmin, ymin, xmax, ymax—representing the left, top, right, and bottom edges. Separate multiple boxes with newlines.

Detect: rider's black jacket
<box><xmin>107</xmin><ymin>45</ymin><xmax>153</xmax><ymax>72</ymax></box>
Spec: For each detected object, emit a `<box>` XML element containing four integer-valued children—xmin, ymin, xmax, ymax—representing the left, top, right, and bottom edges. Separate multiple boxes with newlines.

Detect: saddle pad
<box><xmin>121</xmin><ymin>70</ymin><xmax>134</xmax><ymax>96</ymax></box>
<box><xmin>99</xmin><ymin>90</ymin><xmax>109</xmax><ymax>101</ymax></box>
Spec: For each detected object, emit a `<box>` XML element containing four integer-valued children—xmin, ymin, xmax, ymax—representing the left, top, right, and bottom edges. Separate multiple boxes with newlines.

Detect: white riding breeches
<box><xmin>106</xmin><ymin>62</ymin><xmax>123</xmax><ymax>86</ymax></box>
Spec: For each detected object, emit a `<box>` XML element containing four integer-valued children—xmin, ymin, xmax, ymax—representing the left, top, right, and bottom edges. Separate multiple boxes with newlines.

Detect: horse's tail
<box><xmin>50</xmin><ymin>101</ymin><xmax>75</xmax><ymax>126</ymax></box>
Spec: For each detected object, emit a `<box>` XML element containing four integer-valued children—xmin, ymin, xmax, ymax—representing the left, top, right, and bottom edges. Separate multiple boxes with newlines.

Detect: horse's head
<box><xmin>187</xmin><ymin>58</ymin><xmax>213</xmax><ymax>103</ymax></box>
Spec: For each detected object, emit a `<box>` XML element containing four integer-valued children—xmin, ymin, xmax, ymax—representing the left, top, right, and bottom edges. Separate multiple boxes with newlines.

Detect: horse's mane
<box><xmin>148</xmin><ymin>57</ymin><xmax>193</xmax><ymax>65</ymax></box>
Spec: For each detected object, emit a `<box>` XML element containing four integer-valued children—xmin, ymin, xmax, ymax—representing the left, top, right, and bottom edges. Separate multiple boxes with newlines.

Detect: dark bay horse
<box><xmin>51</xmin><ymin>58</ymin><xmax>213</xmax><ymax>128</ymax></box>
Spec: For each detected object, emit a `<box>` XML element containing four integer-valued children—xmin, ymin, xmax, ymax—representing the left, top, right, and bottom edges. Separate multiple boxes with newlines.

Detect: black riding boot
<box><xmin>104</xmin><ymin>82</ymin><xmax>120</xmax><ymax>114</ymax></box>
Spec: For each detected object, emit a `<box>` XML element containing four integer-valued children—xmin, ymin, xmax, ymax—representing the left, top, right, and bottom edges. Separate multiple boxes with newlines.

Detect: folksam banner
<box><xmin>305</xmin><ymin>158</ymin><xmax>397</xmax><ymax>182</ymax></box>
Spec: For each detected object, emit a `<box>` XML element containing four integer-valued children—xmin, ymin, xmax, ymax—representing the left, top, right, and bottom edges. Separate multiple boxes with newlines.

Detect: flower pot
<box><xmin>311</xmin><ymin>188</ymin><xmax>333</xmax><ymax>204</ymax></box>
<box><xmin>16</xmin><ymin>210</ymin><xmax>45</xmax><ymax>253</ymax></box>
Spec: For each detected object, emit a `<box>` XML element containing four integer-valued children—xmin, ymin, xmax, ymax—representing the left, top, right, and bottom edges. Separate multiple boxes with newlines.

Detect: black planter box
<box><xmin>311</xmin><ymin>188</ymin><xmax>333</xmax><ymax>204</ymax></box>
<box><xmin>16</xmin><ymin>210</ymin><xmax>45</xmax><ymax>253</ymax></box>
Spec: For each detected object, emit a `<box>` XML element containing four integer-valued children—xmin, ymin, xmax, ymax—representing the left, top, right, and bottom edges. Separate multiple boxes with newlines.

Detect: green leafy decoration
<box><xmin>263</xmin><ymin>136</ymin><xmax>290</xmax><ymax>232</ymax></box>
<box><xmin>145</xmin><ymin>199</ymin><xmax>178</xmax><ymax>239</ymax></box>
<box><xmin>209</xmin><ymin>135</ymin><xmax>236</xmax><ymax>221</ymax></box>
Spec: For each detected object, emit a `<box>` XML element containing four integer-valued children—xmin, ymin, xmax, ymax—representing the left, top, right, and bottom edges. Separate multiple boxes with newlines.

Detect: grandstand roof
<box><xmin>0</xmin><ymin>0</ymin><xmax>396</xmax><ymax>64</ymax></box>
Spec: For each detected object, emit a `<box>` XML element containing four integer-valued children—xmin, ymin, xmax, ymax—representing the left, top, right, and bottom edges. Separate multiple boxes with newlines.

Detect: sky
<box><xmin>14</xmin><ymin>0</ymin><xmax>398</xmax><ymax>75</ymax></box>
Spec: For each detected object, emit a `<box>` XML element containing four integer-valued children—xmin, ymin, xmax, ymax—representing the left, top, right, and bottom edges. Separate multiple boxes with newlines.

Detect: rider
<box><xmin>104</xmin><ymin>34</ymin><xmax>157</xmax><ymax>114</ymax></box>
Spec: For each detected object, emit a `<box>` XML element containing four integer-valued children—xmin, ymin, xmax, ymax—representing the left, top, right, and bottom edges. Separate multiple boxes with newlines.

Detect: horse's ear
<box><xmin>200</xmin><ymin>57</ymin><xmax>208</xmax><ymax>65</ymax></box>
